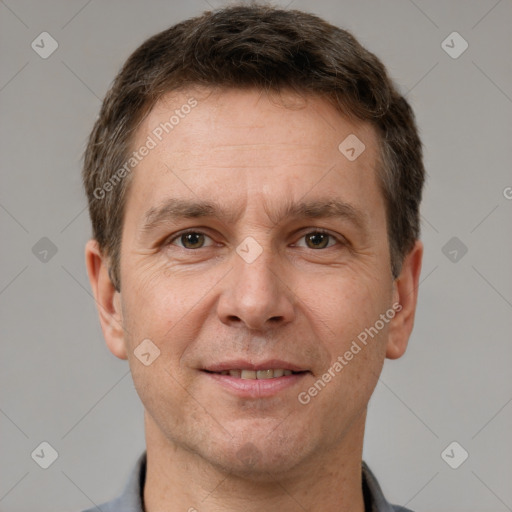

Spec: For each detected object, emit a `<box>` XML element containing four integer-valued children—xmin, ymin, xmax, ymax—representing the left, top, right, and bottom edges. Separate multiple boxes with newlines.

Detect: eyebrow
<box><xmin>269</xmin><ymin>198</ymin><xmax>368</xmax><ymax>230</ymax></box>
<box><xmin>140</xmin><ymin>197</ymin><xmax>368</xmax><ymax>234</ymax></box>
<box><xmin>141</xmin><ymin>199</ymin><xmax>239</xmax><ymax>234</ymax></box>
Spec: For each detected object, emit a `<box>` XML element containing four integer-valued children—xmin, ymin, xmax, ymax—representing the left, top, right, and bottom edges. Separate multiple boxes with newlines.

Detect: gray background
<box><xmin>1</xmin><ymin>0</ymin><xmax>511</xmax><ymax>511</ymax></box>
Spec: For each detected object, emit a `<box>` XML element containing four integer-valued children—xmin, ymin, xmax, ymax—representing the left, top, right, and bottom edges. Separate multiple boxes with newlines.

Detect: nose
<box><xmin>216</xmin><ymin>246</ymin><xmax>296</xmax><ymax>331</ymax></box>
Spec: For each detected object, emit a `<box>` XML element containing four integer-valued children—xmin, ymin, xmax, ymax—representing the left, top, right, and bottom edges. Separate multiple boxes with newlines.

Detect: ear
<box><xmin>85</xmin><ymin>239</ymin><xmax>127</xmax><ymax>359</ymax></box>
<box><xmin>386</xmin><ymin>240</ymin><xmax>423</xmax><ymax>360</ymax></box>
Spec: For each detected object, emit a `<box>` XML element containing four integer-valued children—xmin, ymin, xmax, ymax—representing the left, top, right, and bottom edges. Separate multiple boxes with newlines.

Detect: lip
<box><xmin>201</xmin><ymin>370</ymin><xmax>308</xmax><ymax>398</ymax></box>
<box><xmin>202</xmin><ymin>359</ymin><xmax>308</xmax><ymax>373</ymax></box>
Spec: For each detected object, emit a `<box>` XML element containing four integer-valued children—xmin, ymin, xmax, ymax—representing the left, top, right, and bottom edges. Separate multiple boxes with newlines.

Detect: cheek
<box><xmin>119</xmin><ymin>258</ymin><xmax>229</xmax><ymax>380</ymax></box>
<box><xmin>302</xmin><ymin>320</ymin><xmax>388</xmax><ymax>430</ymax></box>
<box><xmin>295</xmin><ymin>267</ymin><xmax>391</xmax><ymax>401</ymax></box>
<box><xmin>121</xmin><ymin>258</ymin><xmax>204</xmax><ymax>332</ymax></box>
<box><xmin>120</xmin><ymin>270</ymin><xmax>202</xmax><ymax>421</ymax></box>
<box><xmin>297</xmin><ymin>266</ymin><xmax>391</xmax><ymax>344</ymax></box>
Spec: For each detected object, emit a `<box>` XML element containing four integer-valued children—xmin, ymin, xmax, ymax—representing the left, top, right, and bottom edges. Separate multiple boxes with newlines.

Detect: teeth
<box><xmin>256</xmin><ymin>369</ymin><xmax>273</xmax><ymax>379</ymax></box>
<box><xmin>241</xmin><ymin>370</ymin><xmax>257</xmax><ymax>379</ymax></box>
<box><xmin>218</xmin><ymin>369</ymin><xmax>298</xmax><ymax>379</ymax></box>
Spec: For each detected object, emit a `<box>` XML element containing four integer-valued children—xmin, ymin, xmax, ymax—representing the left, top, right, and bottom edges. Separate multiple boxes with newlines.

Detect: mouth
<box><xmin>201</xmin><ymin>359</ymin><xmax>310</xmax><ymax>378</ymax></box>
<box><xmin>202</xmin><ymin>368</ymin><xmax>307</xmax><ymax>379</ymax></box>
<box><xmin>200</xmin><ymin>360</ymin><xmax>310</xmax><ymax>398</ymax></box>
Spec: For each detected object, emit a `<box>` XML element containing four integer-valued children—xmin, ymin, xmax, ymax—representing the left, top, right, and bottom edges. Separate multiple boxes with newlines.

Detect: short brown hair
<box><xmin>83</xmin><ymin>4</ymin><xmax>424</xmax><ymax>291</ymax></box>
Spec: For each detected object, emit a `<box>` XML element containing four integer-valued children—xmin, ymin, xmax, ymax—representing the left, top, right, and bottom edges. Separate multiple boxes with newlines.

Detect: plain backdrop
<box><xmin>1</xmin><ymin>1</ymin><xmax>511</xmax><ymax>511</ymax></box>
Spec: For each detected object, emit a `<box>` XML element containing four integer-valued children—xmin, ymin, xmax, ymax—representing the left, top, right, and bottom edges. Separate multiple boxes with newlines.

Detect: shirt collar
<box><xmin>361</xmin><ymin>460</ymin><xmax>400</xmax><ymax>512</ymax></box>
<box><xmin>103</xmin><ymin>452</ymin><xmax>402</xmax><ymax>512</ymax></box>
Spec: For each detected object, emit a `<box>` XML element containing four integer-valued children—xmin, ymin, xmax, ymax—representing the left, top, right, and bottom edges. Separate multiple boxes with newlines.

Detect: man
<box><xmin>82</xmin><ymin>4</ymin><xmax>424</xmax><ymax>512</ymax></box>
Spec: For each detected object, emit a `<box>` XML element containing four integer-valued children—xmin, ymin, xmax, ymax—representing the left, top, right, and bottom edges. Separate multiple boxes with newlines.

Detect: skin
<box><xmin>86</xmin><ymin>87</ymin><xmax>422</xmax><ymax>512</ymax></box>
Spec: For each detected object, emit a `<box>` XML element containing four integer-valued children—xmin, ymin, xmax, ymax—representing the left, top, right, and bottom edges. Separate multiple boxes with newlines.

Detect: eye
<box><xmin>168</xmin><ymin>231</ymin><xmax>214</xmax><ymax>249</ymax></box>
<box><xmin>295</xmin><ymin>231</ymin><xmax>340</xmax><ymax>249</ymax></box>
<box><xmin>164</xmin><ymin>229</ymin><xmax>342</xmax><ymax>251</ymax></box>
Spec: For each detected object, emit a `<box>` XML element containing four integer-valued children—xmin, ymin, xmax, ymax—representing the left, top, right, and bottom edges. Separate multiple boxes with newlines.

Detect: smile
<box><xmin>201</xmin><ymin>369</ymin><xmax>309</xmax><ymax>398</ymax></box>
<box><xmin>204</xmin><ymin>369</ymin><xmax>301</xmax><ymax>379</ymax></box>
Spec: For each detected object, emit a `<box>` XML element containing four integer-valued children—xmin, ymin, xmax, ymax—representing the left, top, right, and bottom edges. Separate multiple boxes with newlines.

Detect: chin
<box><xmin>204</xmin><ymin>436</ymin><xmax>313</xmax><ymax>481</ymax></box>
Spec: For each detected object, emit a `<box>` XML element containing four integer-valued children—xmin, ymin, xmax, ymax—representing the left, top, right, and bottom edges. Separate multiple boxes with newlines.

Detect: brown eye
<box><xmin>305</xmin><ymin>232</ymin><xmax>332</xmax><ymax>249</ymax></box>
<box><xmin>181</xmin><ymin>232</ymin><xmax>204</xmax><ymax>249</ymax></box>
<box><xmin>173</xmin><ymin>232</ymin><xmax>208</xmax><ymax>249</ymax></box>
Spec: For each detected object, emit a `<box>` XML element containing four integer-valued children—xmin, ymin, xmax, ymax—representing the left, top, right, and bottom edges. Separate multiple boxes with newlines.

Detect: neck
<box><xmin>143</xmin><ymin>411</ymin><xmax>367</xmax><ymax>512</ymax></box>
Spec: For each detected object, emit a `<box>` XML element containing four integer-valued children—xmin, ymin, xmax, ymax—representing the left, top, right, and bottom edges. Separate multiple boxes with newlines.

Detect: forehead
<box><xmin>127</xmin><ymin>87</ymin><xmax>383</xmax><ymax>221</ymax></box>
<box><xmin>138</xmin><ymin>87</ymin><xmax>378</xmax><ymax>156</ymax></box>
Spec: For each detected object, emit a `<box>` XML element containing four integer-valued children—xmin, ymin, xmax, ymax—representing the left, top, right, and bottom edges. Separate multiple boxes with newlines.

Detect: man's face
<box><xmin>114</xmin><ymin>88</ymin><xmax>401</xmax><ymax>476</ymax></box>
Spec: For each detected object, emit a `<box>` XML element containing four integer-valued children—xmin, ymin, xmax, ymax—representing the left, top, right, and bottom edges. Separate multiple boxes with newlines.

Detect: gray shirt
<box><xmin>81</xmin><ymin>452</ymin><xmax>414</xmax><ymax>512</ymax></box>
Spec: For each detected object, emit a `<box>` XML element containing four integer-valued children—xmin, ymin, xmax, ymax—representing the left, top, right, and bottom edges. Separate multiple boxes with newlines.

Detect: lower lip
<box><xmin>201</xmin><ymin>371</ymin><xmax>308</xmax><ymax>398</ymax></box>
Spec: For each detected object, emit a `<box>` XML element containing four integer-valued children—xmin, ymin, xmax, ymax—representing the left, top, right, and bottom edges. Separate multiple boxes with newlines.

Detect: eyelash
<box><xmin>165</xmin><ymin>229</ymin><xmax>344</xmax><ymax>250</ymax></box>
